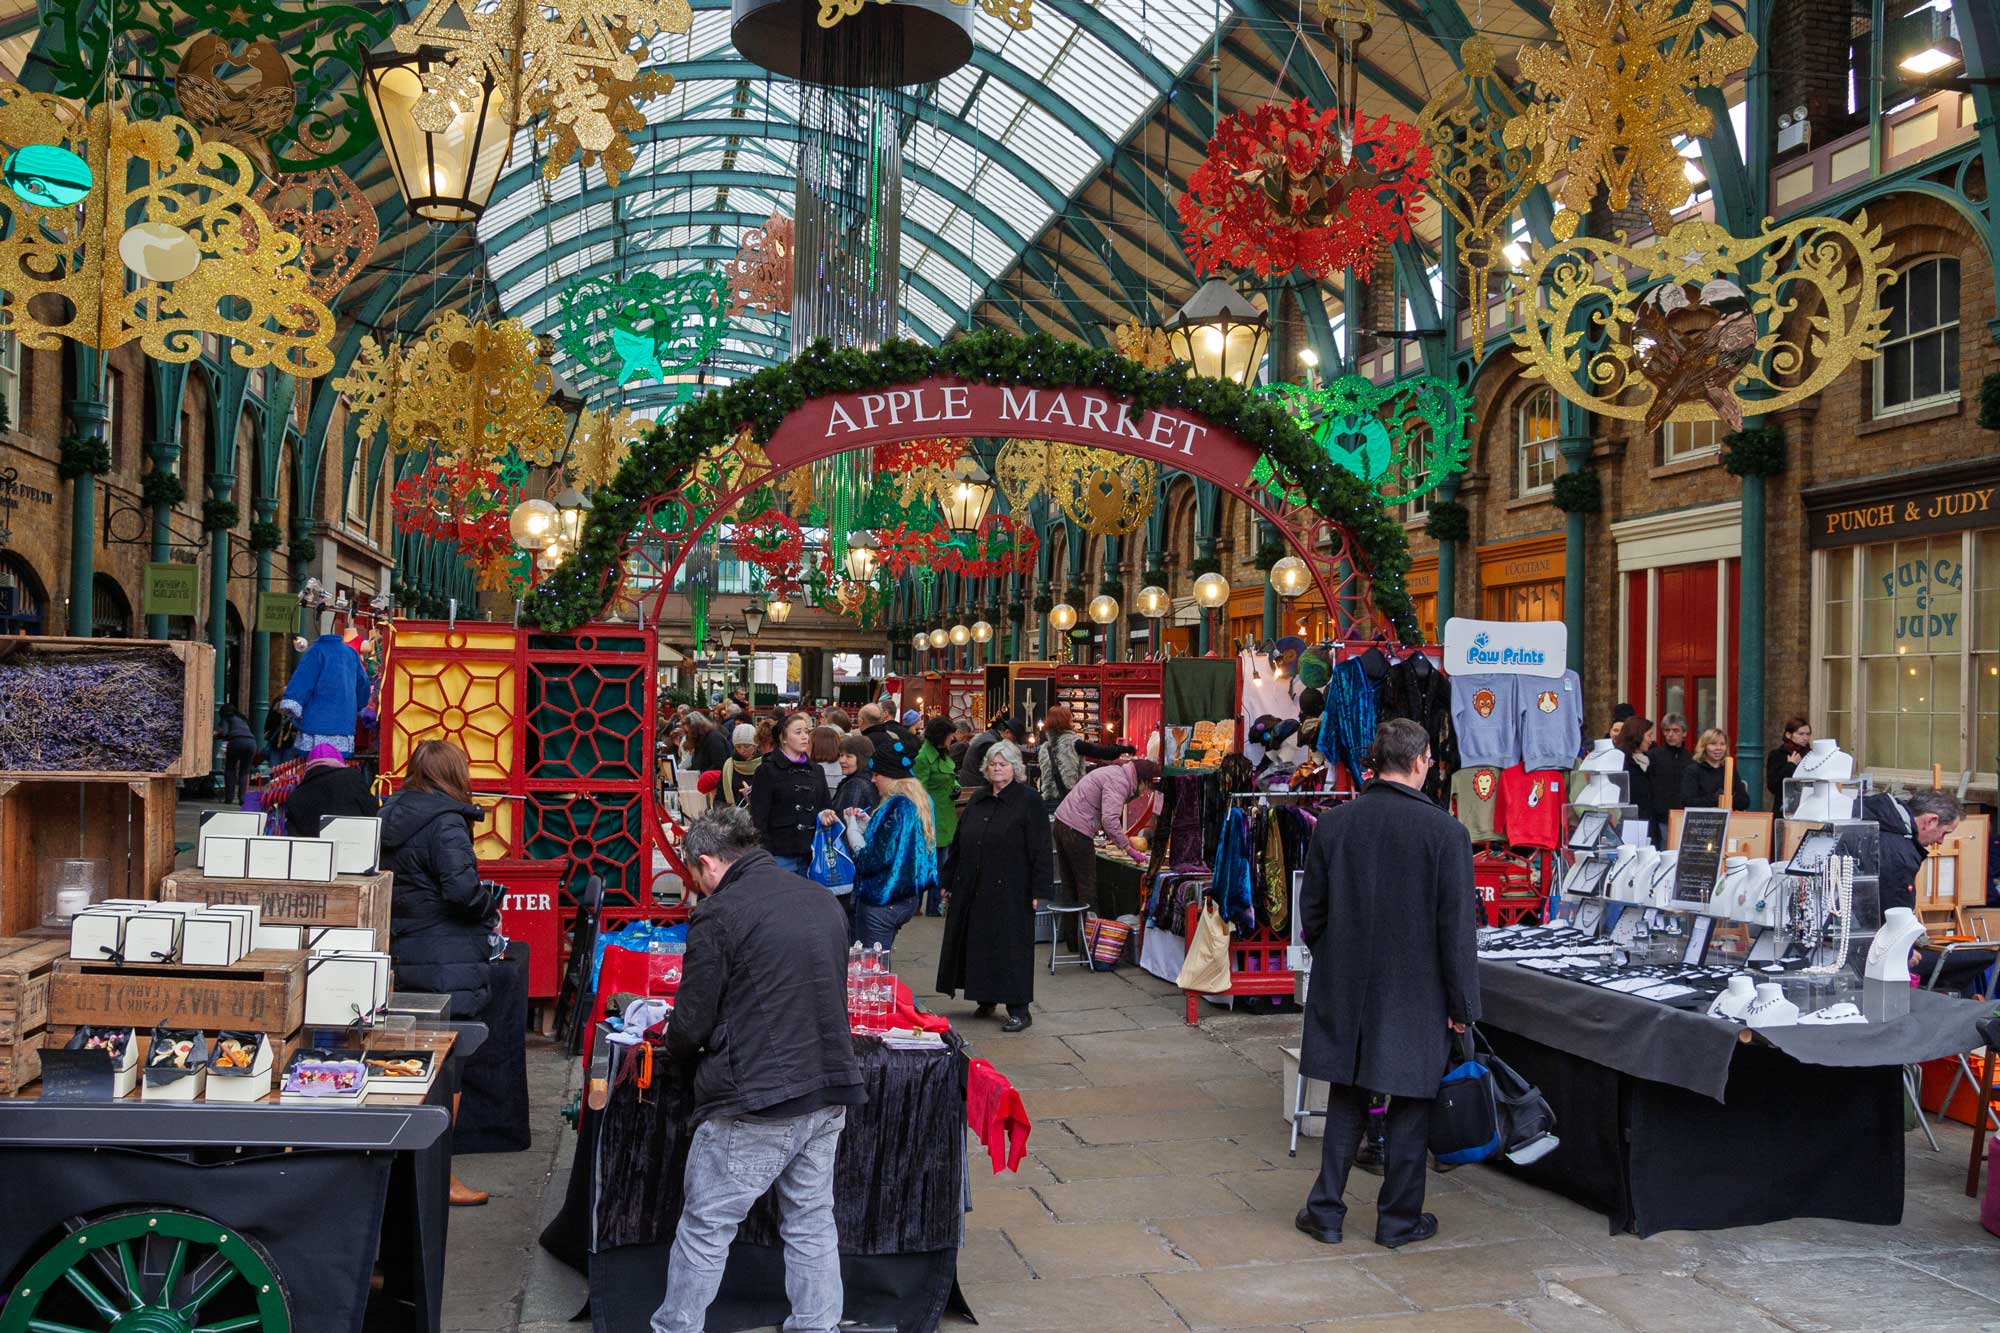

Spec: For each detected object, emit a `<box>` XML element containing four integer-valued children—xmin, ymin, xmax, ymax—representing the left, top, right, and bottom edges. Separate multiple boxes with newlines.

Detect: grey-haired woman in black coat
<box><xmin>936</xmin><ymin>742</ymin><xmax>1050</xmax><ymax>1032</ymax></box>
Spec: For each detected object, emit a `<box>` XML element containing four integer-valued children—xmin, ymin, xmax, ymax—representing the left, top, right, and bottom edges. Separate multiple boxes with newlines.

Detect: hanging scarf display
<box><xmin>1209</xmin><ymin>807</ymin><xmax>1256</xmax><ymax>935</ymax></box>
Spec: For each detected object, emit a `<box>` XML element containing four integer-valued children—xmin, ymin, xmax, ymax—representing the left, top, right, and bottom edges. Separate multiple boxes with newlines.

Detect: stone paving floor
<box><xmin>432</xmin><ymin>908</ymin><xmax>2000</xmax><ymax>1333</ymax></box>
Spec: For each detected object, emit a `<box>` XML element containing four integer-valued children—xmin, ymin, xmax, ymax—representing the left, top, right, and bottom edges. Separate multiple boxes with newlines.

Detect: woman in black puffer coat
<box><xmin>380</xmin><ymin>739</ymin><xmax>494</xmax><ymax>1206</ymax></box>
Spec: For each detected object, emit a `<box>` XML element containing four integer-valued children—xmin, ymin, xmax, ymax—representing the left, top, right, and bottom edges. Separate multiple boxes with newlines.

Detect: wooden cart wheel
<box><xmin>0</xmin><ymin>1207</ymin><xmax>291</xmax><ymax>1333</ymax></box>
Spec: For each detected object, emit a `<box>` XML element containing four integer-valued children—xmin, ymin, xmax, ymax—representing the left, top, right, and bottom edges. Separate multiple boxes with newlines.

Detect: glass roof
<box><xmin>475</xmin><ymin>0</ymin><xmax>1229</xmax><ymax>404</ymax></box>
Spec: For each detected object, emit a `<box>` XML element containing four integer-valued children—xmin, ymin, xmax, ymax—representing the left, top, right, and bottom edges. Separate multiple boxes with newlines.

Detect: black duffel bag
<box><xmin>1429</xmin><ymin>1027</ymin><xmax>1559</xmax><ymax>1166</ymax></box>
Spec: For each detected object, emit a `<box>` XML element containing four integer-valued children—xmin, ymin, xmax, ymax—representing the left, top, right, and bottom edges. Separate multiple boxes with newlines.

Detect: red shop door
<box><xmin>1656</xmin><ymin>564</ymin><xmax>1719</xmax><ymax>731</ymax></box>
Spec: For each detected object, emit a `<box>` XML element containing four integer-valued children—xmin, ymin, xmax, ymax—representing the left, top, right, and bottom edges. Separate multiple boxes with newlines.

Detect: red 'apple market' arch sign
<box><xmin>523</xmin><ymin>338</ymin><xmax>1418</xmax><ymax>642</ymax></box>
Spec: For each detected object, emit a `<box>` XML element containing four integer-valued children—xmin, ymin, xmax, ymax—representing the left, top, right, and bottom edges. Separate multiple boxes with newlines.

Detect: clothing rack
<box><xmin>1226</xmin><ymin>790</ymin><xmax>1349</xmax><ymax>801</ymax></box>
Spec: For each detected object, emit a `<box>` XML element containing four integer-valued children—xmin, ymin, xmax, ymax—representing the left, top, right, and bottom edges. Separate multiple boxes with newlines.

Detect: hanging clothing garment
<box><xmin>1451</xmin><ymin>673</ymin><xmax>1521</xmax><ymax>769</ymax></box>
<box><xmin>1380</xmin><ymin>653</ymin><xmax>1457</xmax><ymax>802</ymax></box>
<box><xmin>1261</xmin><ymin>807</ymin><xmax>1290</xmax><ymax>936</ymax></box>
<box><xmin>1210</xmin><ymin>806</ymin><xmax>1257</xmax><ymax>935</ymax></box>
<box><xmin>1322</xmin><ymin>651</ymin><xmax>1388</xmax><ymax>784</ymax></box>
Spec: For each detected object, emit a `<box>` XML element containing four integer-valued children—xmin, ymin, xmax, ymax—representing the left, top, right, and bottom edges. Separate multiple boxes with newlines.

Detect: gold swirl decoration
<box><xmin>0</xmin><ymin>84</ymin><xmax>335</xmax><ymax>375</ymax></box>
<box><xmin>817</xmin><ymin>0</ymin><xmax>1032</xmax><ymax>32</ymax></box>
<box><xmin>994</xmin><ymin>438</ymin><xmax>1155</xmax><ymax>538</ymax></box>
<box><xmin>1113</xmin><ymin>321</ymin><xmax>1179</xmax><ymax>371</ymax></box>
<box><xmin>1510</xmin><ymin>213</ymin><xmax>1896</xmax><ymax>428</ymax></box>
<box><xmin>1415</xmin><ymin>36</ymin><xmax>1544</xmax><ymax>362</ymax></box>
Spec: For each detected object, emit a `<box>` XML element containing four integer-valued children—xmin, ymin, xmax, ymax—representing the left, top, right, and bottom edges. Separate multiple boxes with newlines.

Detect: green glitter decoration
<box><xmin>1253</xmin><ymin>373</ymin><xmax>1473</xmax><ymax>508</ymax></box>
<box><xmin>559</xmin><ymin>270</ymin><xmax>730</xmax><ymax>389</ymax></box>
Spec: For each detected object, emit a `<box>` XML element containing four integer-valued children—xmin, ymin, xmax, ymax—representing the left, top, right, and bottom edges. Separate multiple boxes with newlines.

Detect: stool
<box><xmin>1042</xmin><ymin>903</ymin><xmax>1091</xmax><ymax>974</ymax></box>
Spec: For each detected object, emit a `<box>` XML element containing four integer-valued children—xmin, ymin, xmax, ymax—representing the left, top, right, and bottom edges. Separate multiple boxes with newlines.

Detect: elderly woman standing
<box><xmin>937</xmin><ymin>741</ymin><xmax>1049</xmax><ymax>1032</ymax></box>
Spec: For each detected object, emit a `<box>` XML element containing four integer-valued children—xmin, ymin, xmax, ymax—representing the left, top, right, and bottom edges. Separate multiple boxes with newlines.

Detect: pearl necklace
<box><xmin>1802</xmin><ymin>854</ymin><xmax>1854</xmax><ymax>974</ymax></box>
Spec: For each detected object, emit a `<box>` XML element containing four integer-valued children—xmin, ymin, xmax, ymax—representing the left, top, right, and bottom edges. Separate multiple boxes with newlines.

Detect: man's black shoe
<box><xmin>1293</xmin><ymin>1209</ymin><xmax>1342</xmax><ymax>1245</ymax></box>
<box><xmin>1001</xmin><ymin>1011</ymin><xmax>1033</xmax><ymax>1032</ymax></box>
<box><xmin>1375</xmin><ymin>1213</ymin><xmax>1439</xmax><ymax>1250</ymax></box>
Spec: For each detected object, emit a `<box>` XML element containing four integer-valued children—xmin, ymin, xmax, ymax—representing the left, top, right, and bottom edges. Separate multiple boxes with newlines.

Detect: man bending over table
<box><xmin>652</xmin><ymin>806</ymin><xmax>865</xmax><ymax>1333</ymax></box>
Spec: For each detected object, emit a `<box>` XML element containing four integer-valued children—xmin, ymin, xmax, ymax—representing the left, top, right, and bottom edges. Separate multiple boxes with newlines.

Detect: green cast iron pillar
<box><xmin>1435</xmin><ymin>474</ymin><xmax>1462</xmax><ymax>628</ymax></box>
<box><xmin>207</xmin><ymin>474</ymin><xmax>235</xmax><ymax>726</ymax></box>
<box><xmin>64</xmin><ymin>348</ymin><xmax>106</xmax><ymax>635</ymax></box>
<box><xmin>249</xmin><ymin>498</ymin><xmax>278</xmax><ymax>739</ymax></box>
<box><xmin>1559</xmin><ymin>436</ymin><xmax>1591</xmax><ymax>676</ymax></box>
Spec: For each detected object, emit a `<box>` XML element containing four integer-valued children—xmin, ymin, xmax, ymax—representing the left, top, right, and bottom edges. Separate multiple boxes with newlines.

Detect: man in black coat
<box><xmin>655</xmin><ymin>807</ymin><xmax>864</xmax><ymax>1333</ymax></box>
<box><xmin>1296</xmin><ymin>718</ymin><xmax>1479</xmax><ymax>1250</ymax></box>
<box><xmin>1644</xmin><ymin>713</ymin><xmax>1691</xmax><ymax>844</ymax></box>
<box><xmin>1864</xmin><ymin>788</ymin><xmax>1961</xmax><ymax>913</ymax></box>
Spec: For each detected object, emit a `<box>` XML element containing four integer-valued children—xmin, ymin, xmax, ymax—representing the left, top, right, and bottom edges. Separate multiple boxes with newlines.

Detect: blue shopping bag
<box><xmin>809</xmin><ymin>824</ymin><xmax>855</xmax><ymax>893</ymax></box>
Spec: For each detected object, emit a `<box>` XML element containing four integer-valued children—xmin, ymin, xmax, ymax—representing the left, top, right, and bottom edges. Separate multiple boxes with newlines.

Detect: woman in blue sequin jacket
<box><xmin>822</xmin><ymin>725</ymin><xmax>937</xmax><ymax>952</ymax></box>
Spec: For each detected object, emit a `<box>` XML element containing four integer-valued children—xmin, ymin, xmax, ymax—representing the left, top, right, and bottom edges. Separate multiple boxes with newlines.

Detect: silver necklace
<box><xmin>1802</xmin><ymin>855</ymin><xmax>1853</xmax><ymax>974</ymax></box>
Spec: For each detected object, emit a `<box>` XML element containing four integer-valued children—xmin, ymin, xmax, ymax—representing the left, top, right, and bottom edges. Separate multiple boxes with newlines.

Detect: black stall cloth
<box><xmin>1477</xmin><ymin>960</ymin><xmax>1994</xmax><ymax>1235</ymax></box>
<box><xmin>453</xmin><ymin>941</ymin><xmax>531</xmax><ymax>1154</ymax></box>
<box><xmin>542</xmin><ymin>1031</ymin><xmax>971</xmax><ymax>1333</ymax></box>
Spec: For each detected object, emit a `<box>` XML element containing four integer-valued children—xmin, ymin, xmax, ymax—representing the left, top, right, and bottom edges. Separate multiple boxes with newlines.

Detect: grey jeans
<box><xmin>649</xmin><ymin>1105</ymin><xmax>847</xmax><ymax>1333</ymax></box>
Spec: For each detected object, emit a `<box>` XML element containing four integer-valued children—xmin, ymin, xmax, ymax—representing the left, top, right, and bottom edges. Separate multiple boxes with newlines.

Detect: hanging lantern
<box><xmin>1136</xmin><ymin>584</ymin><xmax>1171</xmax><ymax>619</ymax></box>
<box><xmin>938</xmin><ymin>457</ymin><xmax>996</xmax><ymax>534</ymax></box>
<box><xmin>928</xmin><ymin>627</ymin><xmax>949</xmax><ymax>650</ymax></box>
<box><xmin>1193</xmin><ymin>572</ymin><xmax>1232</xmax><ymax>609</ymax></box>
<box><xmin>509</xmin><ymin>496</ymin><xmax>558</xmax><ymax>551</ymax></box>
<box><xmin>948</xmin><ymin>623</ymin><xmax>971</xmax><ymax>647</ymax></box>
<box><xmin>360</xmin><ymin>46</ymin><xmax>513</xmax><ymax>224</ymax></box>
<box><xmin>553</xmin><ymin>485</ymin><xmax>593</xmax><ymax>547</ymax></box>
<box><xmin>1269</xmin><ymin>555</ymin><xmax>1311</xmax><ymax>599</ymax></box>
<box><xmin>844</xmin><ymin>531</ymin><xmax>881</xmax><ymax>583</ymax></box>
<box><xmin>971</xmin><ymin>620</ymin><xmax>993</xmax><ymax>644</ymax></box>
<box><xmin>1048</xmin><ymin>602</ymin><xmax>1078</xmax><ymax>632</ymax></box>
<box><xmin>1088</xmin><ymin>594</ymin><xmax>1120</xmax><ymax>625</ymax></box>
<box><xmin>1164</xmin><ymin>279</ymin><xmax>1269</xmax><ymax>384</ymax></box>
<box><xmin>766</xmin><ymin>595</ymin><xmax>794</xmax><ymax>625</ymax></box>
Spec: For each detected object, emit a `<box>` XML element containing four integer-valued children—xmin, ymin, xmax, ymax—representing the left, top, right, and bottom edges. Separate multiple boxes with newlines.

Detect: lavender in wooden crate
<box><xmin>0</xmin><ymin>647</ymin><xmax>184</xmax><ymax>773</ymax></box>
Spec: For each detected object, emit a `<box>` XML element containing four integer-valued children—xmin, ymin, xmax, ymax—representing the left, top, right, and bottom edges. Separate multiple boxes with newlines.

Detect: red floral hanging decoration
<box><xmin>1177</xmin><ymin>100</ymin><xmax>1431</xmax><ymax>280</ymax></box>
<box><xmin>938</xmin><ymin>513</ymin><xmax>1039</xmax><ymax>578</ymax></box>
<box><xmin>874</xmin><ymin>522</ymin><xmax>940</xmax><ymax>577</ymax></box>
<box><xmin>391</xmin><ymin>456</ymin><xmax>521</xmax><ymax>576</ymax></box>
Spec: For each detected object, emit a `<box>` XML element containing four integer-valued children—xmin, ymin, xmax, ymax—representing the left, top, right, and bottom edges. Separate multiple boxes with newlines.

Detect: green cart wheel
<box><xmin>0</xmin><ymin>1208</ymin><xmax>291</xmax><ymax>1333</ymax></box>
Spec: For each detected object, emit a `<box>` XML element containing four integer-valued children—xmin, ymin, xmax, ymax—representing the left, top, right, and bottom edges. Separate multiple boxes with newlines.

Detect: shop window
<box><xmin>103</xmin><ymin>367</ymin><xmax>123</xmax><ymax>471</ymax></box>
<box><xmin>1875</xmin><ymin>256</ymin><xmax>1960</xmax><ymax>416</ymax></box>
<box><xmin>1657</xmin><ymin>416</ymin><xmax>1721</xmax><ymax>466</ymax></box>
<box><xmin>1401</xmin><ymin>425</ymin><xmax>1432</xmax><ymax>519</ymax></box>
<box><xmin>1517</xmin><ymin>386</ymin><xmax>1559</xmax><ymax>496</ymax></box>
<box><xmin>0</xmin><ymin>553</ymin><xmax>46</xmax><ymax>633</ymax></box>
<box><xmin>345</xmin><ymin>446</ymin><xmax>368</xmax><ymax>527</ymax></box>
<box><xmin>0</xmin><ymin>331</ymin><xmax>19</xmax><ymax>432</ymax></box>
<box><xmin>1817</xmin><ymin>531</ymin><xmax>1993</xmax><ymax>782</ymax></box>
<box><xmin>90</xmin><ymin>574</ymin><xmax>132</xmax><ymax>637</ymax></box>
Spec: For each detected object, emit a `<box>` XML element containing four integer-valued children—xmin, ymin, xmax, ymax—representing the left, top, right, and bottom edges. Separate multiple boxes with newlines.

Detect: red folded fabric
<box><xmin>891</xmin><ymin>978</ymin><xmax>952</xmax><ymax>1033</ymax></box>
<box><xmin>965</xmin><ymin>1057</ymin><xmax>1031</xmax><ymax>1173</ymax></box>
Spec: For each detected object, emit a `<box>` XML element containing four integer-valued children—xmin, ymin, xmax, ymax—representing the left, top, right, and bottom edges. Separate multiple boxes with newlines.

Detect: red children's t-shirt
<box><xmin>1498</xmin><ymin>765</ymin><xmax>1565</xmax><ymax>850</ymax></box>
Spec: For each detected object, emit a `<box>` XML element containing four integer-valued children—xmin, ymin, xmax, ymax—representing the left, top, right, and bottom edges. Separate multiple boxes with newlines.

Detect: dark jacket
<box><xmin>831</xmin><ymin>772</ymin><xmax>876</xmax><ymax>819</ymax></box>
<box><xmin>694</xmin><ymin>727</ymin><xmax>732</xmax><ymax>775</ymax></box>
<box><xmin>665</xmin><ymin>849</ymin><xmax>865</xmax><ymax>1123</ymax></box>
<box><xmin>1378</xmin><ymin>655</ymin><xmax>1456</xmax><ymax>803</ymax></box>
<box><xmin>1299</xmin><ymin>779</ymin><xmax>1480</xmax><ymax>1099</ymax></box>
<box><xmin>285</xmin><ymin>763</ymin><xmax>379</xmax><ymax>841</ymax></box>
<box><xmin>1864</xmin><ymin>792</ymin><xmax>1925</xmax><ymax>914</ymax></box>
<box><xmin>1766</xmin><ymin>745</ymin><xmax>1804</xmax><ymax>801</ymax></box>
<box><xmin>380</xmin><ymin>789</ymin><xmax>491</xmax><ymax>1021</ymax></box>
<box><xmin>1646</xmin><ymin>742</ymin><xmax>1689</xmax><ymax>813</ymax></box>
<box><xmin>747</xmin><ymin>750</ymin><xmax>833</xmax><ymax>857</ymax></box>
<box><xmin>1682</xmin><ymin>759</ymin><xmax>1751</xmax><ymax>813</ymax></box>
<box><xmin>937</xmin><ymin>780</ymin><xmax>1050</xmax><ymax>1007</ymax></box>
<box><xmin>957</xmin><ymin>728</ymin><xmax>1002</xmax><ymax>787</ymax></box>
<box><xmin>218</xmin><ymin>711</ymin><xmax>256</xmax><ymax>748</ymax></box>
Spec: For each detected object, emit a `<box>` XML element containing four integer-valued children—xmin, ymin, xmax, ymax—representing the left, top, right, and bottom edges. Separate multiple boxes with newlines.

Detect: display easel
<box><xmin>1667</xmin><ymin>809</ymin><xmax>1774</xmax><ymax>859</ymax></box>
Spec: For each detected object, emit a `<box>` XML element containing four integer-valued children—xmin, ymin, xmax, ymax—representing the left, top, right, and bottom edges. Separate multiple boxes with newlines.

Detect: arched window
<box><xmin>0</xmin><ymin>553</ymin><xmax>46</xmax><ymax>633</ymax></box>
<box><xmin>90</xmin><ymin>574</ymin><xmax>132</xmax><ymax>637</ymax></box>
<box><xmin>1876</xmin><ymin>256</ymin><xmax>1960</xmax><ymax>415</ymax></box>
<box><xmin>1516</xmin><ymin>386</ymin><xmax>1559</xmax><ymax>496</ymax></box>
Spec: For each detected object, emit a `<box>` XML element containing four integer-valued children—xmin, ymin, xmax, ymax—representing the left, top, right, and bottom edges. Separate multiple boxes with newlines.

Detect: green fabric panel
<box><xmin>1163</xmin><ymin>658</ymin><xmax>1237</xmax><ymax>725</ymax></box>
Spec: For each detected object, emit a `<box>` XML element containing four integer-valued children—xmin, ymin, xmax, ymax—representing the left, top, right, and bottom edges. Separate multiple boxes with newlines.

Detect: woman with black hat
<box><xmin>938</xmin><ymin>740</ymin><xmax>1049</xmax><ymax>1031</ymax></box>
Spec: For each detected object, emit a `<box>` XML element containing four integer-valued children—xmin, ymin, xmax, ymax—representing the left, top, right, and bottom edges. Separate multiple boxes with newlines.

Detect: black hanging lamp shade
<box><xmin>730</xmin><ymin>0</ymin><xmax>974</xmax><ymax>86</ymax></box>
<box><xmin>361</xmin><ymin>46</ymin><xmax>514</xmax><ymax>223</ymax></box>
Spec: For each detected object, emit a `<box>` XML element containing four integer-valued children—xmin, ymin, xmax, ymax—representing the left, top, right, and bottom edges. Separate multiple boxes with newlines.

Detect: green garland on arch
<box><xmin>523</xmin><ymin>333</ymin><xmax>1419</xmax><ymax>642</ymax></box>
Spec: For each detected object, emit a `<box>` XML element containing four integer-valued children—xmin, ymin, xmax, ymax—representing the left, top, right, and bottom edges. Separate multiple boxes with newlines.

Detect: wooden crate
<box><xmin>160</xmin><ymin>870</ymin><xmax>393</xmax><ymax>944</ymax></box>
<box><xmin>0</xmin><ymin>637</ymin><xmax>215</xmax><ymax>779</ymax></box>
<box><xmin>0</xmin><ymin>939</ymin><xmax>68</xmax><ymax>1043</ymax></box>
<box><xmin>47</xmin><ymin>949</ymin><xmax>306</xmax><ymax>1035</ymax></box>
<box><xmin>0</xmin><ymin>1030</ymin><xmax>42</xmax><ymax>1094</ymax></box>
<box><xmin>0</xmin><ymin>777</ymin><xmax>177</xmax><ymax>936</ymax></box>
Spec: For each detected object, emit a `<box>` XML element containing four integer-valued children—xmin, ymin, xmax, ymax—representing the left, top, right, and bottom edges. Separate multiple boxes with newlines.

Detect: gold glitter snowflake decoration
<box><xmin>1113</xmin><ymin>321</ymin><xmax>1178</xmax><ymax>371</ymax></box>
<box><xmin>1504</xmin><ymin>0</ymin><xmax>1756</xmax><ymax>238</ymax></box>
<box><xmin>570</xmin><ymin>406</ymin><xmax>639</xmax><ymax>491</ymax></box>
<box><xmin>390</xmin><ymin>311</ymin><xmax>568</xmax><ymax>466</ymax></box>
<box><xmin>333</xmin><ymin>335</ymin><xmax>405</xmax><ymax>444</ymax></box>
<box><xmin>392</xmin><ymin>0</ymin><xmax>690</xmax><ymax>180</ymax></box>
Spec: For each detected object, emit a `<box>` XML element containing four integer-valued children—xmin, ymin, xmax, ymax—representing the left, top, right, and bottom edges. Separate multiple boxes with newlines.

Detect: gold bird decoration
<box><xmin>175</xmin><ymin>34</ymin><xmax>296</xmax><ymax>176</ymax></box>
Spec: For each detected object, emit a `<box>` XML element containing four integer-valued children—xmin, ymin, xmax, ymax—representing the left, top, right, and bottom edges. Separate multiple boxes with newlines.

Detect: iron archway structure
<box><xmin>523</xmin><ymin>333</ymin><xmax>1421</xmax><ymax>646</ymax></box>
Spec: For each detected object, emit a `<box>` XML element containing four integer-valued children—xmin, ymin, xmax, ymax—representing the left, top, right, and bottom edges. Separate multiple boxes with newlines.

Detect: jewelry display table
<box><xmin>539</xmin><ymin>1031</ymin><xmax>971</xmax><ymax>1332</ymax></box>
<box><xmin>0</xmin><ymin>1022</ymin><xmax>485</xmax><ymax>1333</ymax></box>
<box><xmin>1477</xmin><ymin>961</ymin><xmax>1989</xmax><ymax>1235</ymax></box>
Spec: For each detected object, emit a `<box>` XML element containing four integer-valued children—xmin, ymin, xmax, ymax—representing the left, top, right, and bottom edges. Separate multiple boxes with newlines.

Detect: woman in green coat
<box><xmin>914</xmin><ymin>716</ymin><xmax>960</xmax><ymax>917</ymax></box>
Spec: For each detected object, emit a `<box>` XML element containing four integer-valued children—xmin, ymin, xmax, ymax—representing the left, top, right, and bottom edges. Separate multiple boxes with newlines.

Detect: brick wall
<box><xmin>1770</xmin><ymin>0</ymin><xmax>1860</xmax><ymax>156</ymax></box>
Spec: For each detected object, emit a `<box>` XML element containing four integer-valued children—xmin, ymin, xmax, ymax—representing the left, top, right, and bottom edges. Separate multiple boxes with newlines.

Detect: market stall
<box><xmin>1478</xmin><ymin>960</ymin><xmax>1987</xmax><ymax>1234</ymax></box>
